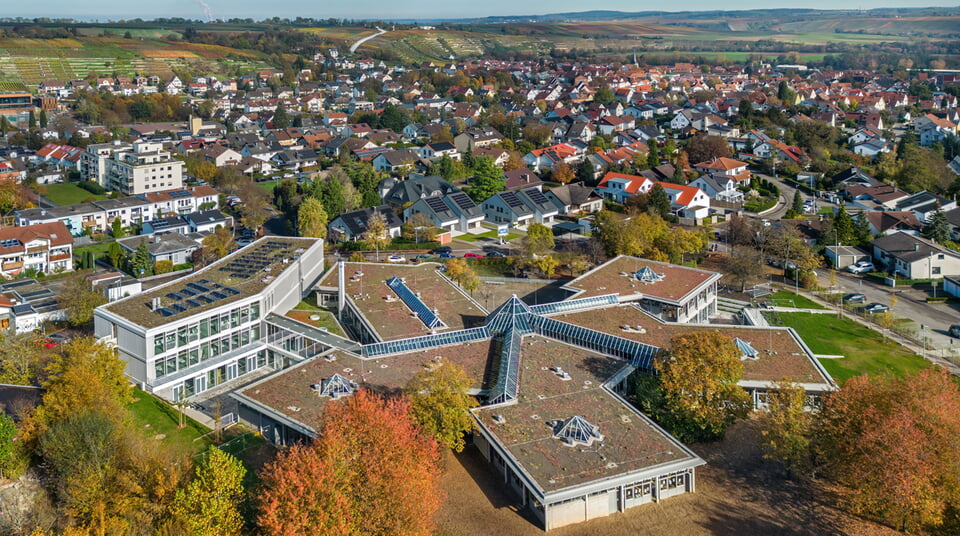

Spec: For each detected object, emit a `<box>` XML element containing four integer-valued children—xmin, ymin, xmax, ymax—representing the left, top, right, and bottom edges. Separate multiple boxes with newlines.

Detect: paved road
<box><xmin>829</xmin><ymin>269</ymin><xmax>960</xmax><ymax>354</ymax></box>
<box><xmin>349</xmin><ymin>27</ymin><xmax>387</xmax><ymax>53</ymax></box>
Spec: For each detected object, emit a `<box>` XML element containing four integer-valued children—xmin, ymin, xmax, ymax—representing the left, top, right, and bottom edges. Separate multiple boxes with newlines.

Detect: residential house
<box><xmin>693</xmin><ymin>157</ymin><xmax>750</xmax><ymax>185</ymax></box>
<box><xmin>453</xmin><ymin>127</ymin><xmax>503</xmax><ymax>153</ymax></box>
<box><xmin>595</xmin><ymin>172</ymin><xmax>654</xmax><ymax>204</ymax></box>
<box><xmin>659</xmin><ymin>183</ymin><xmax>711</xmax><ymax>219</ymax></box>
<box><xmin>379</xmin><ymin>175</ymin><xmax>458</xmax><ymax>207</ymax></box>
<box><xmin>482</xmin><ymin>188</ymin><xmax>558</xmax><ymax>228</ymax></box>
<box><xmin>404</xmin><ymin>191</ymin><xmax>484</xmax><ymax>234</ymax></box>
<box><xmin>871</xmin><ymin>233</ymin><xmax>960</xmax><ymax>279</ymax></box>
<box><xmin>503</xmin><ymin>169</ymin><xmax>544</xmax><ymax>191</ymax></box>
<box><xmin>327</xmin><ymin>206</ymin><xmax>403</xmax><ymax>242</ymax></box>
<box><xmin>201</xmin><ymin>145</ymin><xmax>242</xmax><ymax>167</ymax></box>
<box><xmin>688</xmin><ymin>174</ymin><xmax>744</xmax><ymax>203</ymax></box>
<box><xmin>372</xmin><ymin>149</ymin><xmax>423</xmax><ymax>173</ymax></box>
<box><xmin>845</xmin><ymin>184</ymin><xmax>909</xmax><ymax>211</ymax></box>
<box><xmin>862</xmin><ymin>211</ymin><xmax>923</xmax><ymax>237</ymax></box>
<box><xmin>117</xmin><ymin>234</ymin><xmax>201</xmax><ymax>267</ymax></box>
<box><xmin>544</xmin><ymin>182</ymin><xmax>603</xmax><ymax>216</ymax></box>
<box><xmin>184</xmin><ymin>211</ymin><xmax>233</xmax><ymax>234</ymax></box>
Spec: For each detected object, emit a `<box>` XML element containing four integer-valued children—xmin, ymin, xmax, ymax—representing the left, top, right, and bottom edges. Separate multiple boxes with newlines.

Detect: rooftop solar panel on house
<box><xmin>449</xmin><ymin>192</ymin><xmax>477</xmax><ymax>209</ymax></box>
<box><xmin>524</xmin><ymin>188</ymin><xmax>549</xmax><ymax>206</ymax></box>
<box><xmin>425</xmin><ymin>197</ymin><xmax>449</xmax><ymax>213</ymax></box>
<box><xmin>501</xmin><ymin>191</ymin><xmax>523</xmax><ymax>208</ymax></box>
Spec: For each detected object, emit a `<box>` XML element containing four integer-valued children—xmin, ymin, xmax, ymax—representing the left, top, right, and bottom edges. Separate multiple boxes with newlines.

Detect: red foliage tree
<box><xmin>257</xmin><ymin>390</ymin><xmax>443</xmax><ymax>535</ymax></box>
<box><xmin>813</xmin><ymin>369</ymin><xmax>960</xmax><ymax>531</ymax></box>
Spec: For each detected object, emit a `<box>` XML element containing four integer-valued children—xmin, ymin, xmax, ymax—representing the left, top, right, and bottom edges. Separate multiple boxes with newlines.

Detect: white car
<box><xmin>387</xmin><ymin>254</ymin><xmax>407</xmax><ymax>263</ymax></box>
<box><xmin>846</xmin><ymin>261</ymin><xmax>875</xmax><ymax>274</ymax></box>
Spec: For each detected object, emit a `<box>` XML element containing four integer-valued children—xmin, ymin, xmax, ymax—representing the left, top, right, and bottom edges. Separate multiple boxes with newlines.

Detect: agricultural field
<box><xmin>0</xmin><ymin>34</ymin><xmax>269</xmax><ymax>86</ymax></box>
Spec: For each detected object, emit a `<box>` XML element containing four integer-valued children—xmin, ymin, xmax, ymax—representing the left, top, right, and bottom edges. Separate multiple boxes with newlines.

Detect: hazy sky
<box><xmin>7</xmin><ymin>0</ymin><xmax>958</xmax><ymax>21</ymax></box>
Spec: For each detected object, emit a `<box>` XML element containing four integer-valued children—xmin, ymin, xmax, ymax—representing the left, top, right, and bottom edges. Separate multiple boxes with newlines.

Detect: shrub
<box><xmin>153</xmin><ymin>260</ymin><xmax>174</xmax><ymax>274</ymax></box>
<box><xmin>78</xmin><ymin>180</ymin><xmax>106</xmax><ymax>195</ymax></box>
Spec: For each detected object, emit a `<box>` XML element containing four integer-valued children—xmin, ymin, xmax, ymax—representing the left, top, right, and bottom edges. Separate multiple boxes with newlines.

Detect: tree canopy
<box><xmin>257</xmin><ymin>390</ymin><xmax>442</xmax><ymax>536</ymax></box>
<box><xmin>406</xmin><ymin>361</ymin><xmax>478</xmax><ymax>452</ymax></box>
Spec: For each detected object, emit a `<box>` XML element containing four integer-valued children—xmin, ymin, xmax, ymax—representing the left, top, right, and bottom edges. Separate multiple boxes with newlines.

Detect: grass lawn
<box><xmin>127</xmin><ymin>387</ymin><xmax>211</xmax><ymax>456</ymax></box>
<box><xmin>73</xmin><ymin>240</ymin><xmax>115</xmax><ymax>263</ymax></box>
<box><xmin>256</xmin><ymin>179</ymin><xmax>281</xmax><ymax>195</ymax></box>
<box><xmin>459</xmin><ymin>230</ymin><xmax>521</xmax><ymax>242</ymax></box>
<box><xmin>769</xmin><ymin>312</ymin><xmax>929</xmax><ymax>383</ymax></box>
<box><xmin>767</xmin><ymin>290</ymin><xmax>825</xmax><ymax>310</ymax></box>
<box><xmin>42</xmin><ymin>183</ymin><xmax>106</xmax><ymax>206</ymax></box>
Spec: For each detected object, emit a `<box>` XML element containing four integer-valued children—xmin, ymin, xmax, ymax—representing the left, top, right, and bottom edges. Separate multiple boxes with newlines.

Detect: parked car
<box><xmin>439</xmin><ymin>252</ymin><xmax>455</xmax><ymax>258</ymax></box>
<box><xmin>950</xmin><ymin>324</ymin><xmax>960</xmax><ymax>338</ymax></box>
<box><xmin>846</xmin><ymin>261</ymin><xmax>875</xmax><ymax>274</ymax></box>
<box><xmin>864</xmin><ymin>302</ymin><xmax>889</xmax><ymax>314</ymax></box>
<box><xmin>387</xmin><ymin>254</ymin><xmax>407</xmax><ymax>263</ymax></box>
<box><xmin>842</xmin><ymin>293</ymin><xmax>867</xmax><ymax>304</ymax></box>
<box><xmin>464</xmin><ymin>252</ymin><xmax>482</xmax><ymax>259</ymax></box>
<box><xmin>412</xmin><ymin>254</ymin><xmax>432</xmax><ymax>262</ymax></box>
<box><xmin>486</xmin><ymin>251</ymin><xmax>506</xmax><ymax>257</ymax></box>
<box><xmin>431</xmin><ymin>246</ymin><xmax>452</xmax><ymax>254</ymax></box>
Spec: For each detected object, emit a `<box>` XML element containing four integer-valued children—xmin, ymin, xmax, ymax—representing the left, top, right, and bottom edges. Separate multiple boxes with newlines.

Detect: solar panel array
<box><xmin>530</xmin><ymin>315</ymin><xmax>660</xmax><ymax>369</ymax></box>
<box><xmin>155</xmin><ymin>280</ymin><xmax>241</xmax><ymax>317</ymax></box>
<box><xmin>424</xmin><ymin>197</ymin><xmax>451</xmax><ymax>215</ymax></box>
<box><xmin>0</xmin><ymin>239</ymin><xmax>19</xmax><ymax>248</ymax></box>
<box><xmin>501</xmin><ymin>191</ymin><xmax>523</xmax><ymax>208</ymax></box>
<box><xmin>217</xmin><ymin>240</ymin><xmax>299</xmax><ymax>279</ymax></box>
<box><xmin>362</xmin><ymin>327</ymin><xmax>491</xmax><ymax>358</ymax></box>
<box><xmin>529</xmin><ymin>294</ymin><xmax>619</xmax><ymax>316</ymax></box>
<box><xmin>169</xmin><ymin>190</ymin><xmax>192</xmax><ymax>198</ymax></box>
<box><xmin>487</xmin><ymin>326</ymin><xmax>522</xmax><ymax>405</ymax></box>
<box><xmin>386</xmin><ymin>276</ymin><xmax>442</xmax><ymax>329</ymax></box>
<box><xmin>449</xmin><ymin>192</ymin><xmax>477</xmax><ymax>210</ymax></box>
<box><xmin>523</xmin><ymin>188</ymin><xmax>550</xmax><ymax>207</ymax></box>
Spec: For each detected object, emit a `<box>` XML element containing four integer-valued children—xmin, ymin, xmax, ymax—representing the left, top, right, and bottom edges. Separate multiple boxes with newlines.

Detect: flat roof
<box><xmin>553</xmin><ymin>306</ymin><xmax>833</xmax><ymax>386</ymax></box>
<box><xmin>563</xmin><ymin>255</ymin><xmax>720</xmax><ymax>304</ymax></box>
<box><xmin>318</xmin><ymin>262</ymin><xmax>487</xmax><ymax>340</ymax></box>
<box><xmin>473</xmin><ymin>336</ymin><xmax>697</xmax><ymax>494</ymax></box>
<box><xmin>103</xmin><ymin>236</ymin><xmax>319</xmax><ymax>329</ymax></box>
<box><xmin>239</xmin><ymin>340</ymin><xmax>492</xmax><ymax>431</ymax></box>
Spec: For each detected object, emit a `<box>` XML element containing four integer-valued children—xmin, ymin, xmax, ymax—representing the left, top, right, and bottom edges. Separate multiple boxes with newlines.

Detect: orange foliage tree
<box><xmin>813</xmin><ymin>369</ymin><xmax>960</xmax><ymax>531</ymax></box>
<box><xmin>257</xmin><ymin>390</ymin><xmax>443</xmax><ymax>535</ymax></box>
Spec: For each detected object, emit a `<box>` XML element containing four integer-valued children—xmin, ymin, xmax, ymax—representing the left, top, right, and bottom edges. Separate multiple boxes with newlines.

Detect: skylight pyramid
<box><xmin>554</xmin><ymin>415</ymin><xmax>604</xmax><ymax>447</ymax></box>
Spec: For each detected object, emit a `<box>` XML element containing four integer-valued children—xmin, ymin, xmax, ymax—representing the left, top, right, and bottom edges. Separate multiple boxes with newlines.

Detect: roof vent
<box><xmin>492</xmin><ymin>414</ymin><xmax>506</xmax><ymax>424</ymax></box>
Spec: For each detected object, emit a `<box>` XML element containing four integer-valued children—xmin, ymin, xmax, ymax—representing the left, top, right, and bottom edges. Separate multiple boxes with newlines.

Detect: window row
<box><xmin>153</xmin><ymin>302</ymin><xmax>261</xmax><ymax>355</ymax></box>
<box><xmin>154</xmin><ymin>325</ymin><xmax>261</xmax><ymax>379</ymax></box>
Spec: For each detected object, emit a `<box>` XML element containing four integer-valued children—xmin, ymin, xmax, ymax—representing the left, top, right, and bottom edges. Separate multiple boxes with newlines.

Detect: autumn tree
<box><xmin>297</xmin><ymin>196</ymin><xmax>328</xmax><ymax>239</ymax></box>
<box><xmin>758</xmin><ymin>382</ymin><xmax>810</xmax><ymax>477</ymax></box>
<box><xmin>258</xmin><ymin>390</ymin><xmax>442</xmax><ymax>536</ymax></box>
<box><xmin>521</xmin><ymin>222</ymin><xmax>555</xmax><ymax>258</ymax></box>
<box><xmin>593</xmin><ymin>210</ymin><xmax>706</xmax><ymax>264</ymax></box>
<box><xmin>364</xmin><ymin>210</ymin><xmax>390</xmax><ymax>261</ymax></box>
<box><xmin>551</xmin><ymin>162</ymin><xmax>575</xmax><ymax>184</ymax></box>
<box><xmin>0</xmin><ymin>332</ymin><xmax>47</xmax><ymax>386</ymax></box>
<box><xmin>812</xmin><ymin>369</ymin><xmax>960</xmax><ymax>531</ymax></box>
<box><xmin>406</xmin><ymin>361</ymin><xmax>477</xmax><ymax>452</ymax></box>
<box><xmin>202</xmin><ymin>226</ymin><xmax>236</xmax><ymax>259</ymax></box>
<box><xmin>0</xmin><ymin>412</ymin><xmax>18</xmax><ymax>479</ymax></box>
<box><xmin>725</xmin><ymin>246</ymin><xmax>764</xmax><ymax>292</ymax></box>
<box><xmin>236</xmin><ymin>182</ymin><xmax>270</xmax><ymax>231</ymax></box>
<box><xmin>637</xmin><ymin>332</ymin><xmax>750</xmax><ymax>441</ymax></box>
<box><xmin>402</xmin><ymin>212</ymin><xmax>440</xmax><ymax>243</ymax></box>
<box><xmin>444</xmin><ymin>257</ymin><xmax>480</xmax><ymax>292</ymax></box>
<box><xmin>685</xmin><ymin>134</ymin><xmax>733</xmax><ymax>165</ymax></box>
<box><xmin>58</xmin><ymin>274</ymin><xmax>107</xmax><ymax>327</ymax></box>
<box><xmin>172</xmin><ymin>447</ymin><xmax>246</xmax><ymax>536</ymax></box>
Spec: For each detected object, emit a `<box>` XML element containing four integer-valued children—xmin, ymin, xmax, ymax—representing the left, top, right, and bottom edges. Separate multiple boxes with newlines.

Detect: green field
<box><xmin>128</xmin><ymin>387</ymin><xmax>211</xmax><ymax>456</ymax></box>
<box><xmin>769</xmin><ymin>312</ymin><xmax>929</xmax><ymax>383</ymax></box>
<box><xmin>42</xmin><ymin>183</ymin><xmax>106</xmax><ymax>205</ymax></box>
<box><xmin>766</xmin><ymin>290</ymin><xmax>825</xmax><ymax>310</ymax></box>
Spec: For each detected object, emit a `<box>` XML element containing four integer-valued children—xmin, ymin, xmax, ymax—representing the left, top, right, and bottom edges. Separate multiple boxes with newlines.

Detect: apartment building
<box><xmin>81</xmin><ymin>141</ymin><xmax>184</xmax><ymax>195</ymax></box>
<box><xmin>0</xmin><ymin>222</ymin><xmax>73</xmax><ymax>278</ymax></box>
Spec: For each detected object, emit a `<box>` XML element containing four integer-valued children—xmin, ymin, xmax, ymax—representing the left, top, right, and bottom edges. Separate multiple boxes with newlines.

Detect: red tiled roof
<box><xmin>0</xmin><ymin>222</ymin><xmax>72</xmax><ymax>250</ymax></box>
<box><xmin>596</xmin><ymin>172</ymin><xmax>653</xmax><ymax>195</ymax></box>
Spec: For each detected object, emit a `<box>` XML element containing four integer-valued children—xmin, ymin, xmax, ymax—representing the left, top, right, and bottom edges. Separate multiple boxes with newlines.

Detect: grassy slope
<box><xmin>771</xmin><ymin>312</ymin><xmax>929</xmax><ymax>383</ymax></box>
